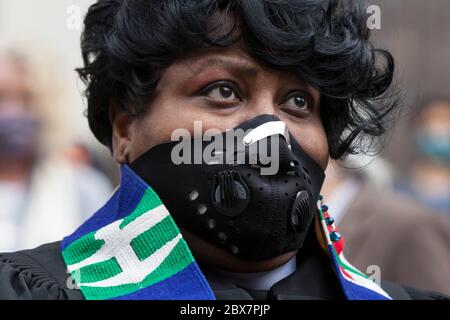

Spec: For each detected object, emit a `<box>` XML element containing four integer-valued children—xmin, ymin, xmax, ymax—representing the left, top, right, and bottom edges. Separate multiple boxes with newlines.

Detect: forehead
<box><xmin>179</xmin><ymin>46</ymin><xmax>261</xmax><ymax>80</ymax></box>
<box><xmin>174</xmin><ymin>44</ymin><xmax>261</xmax><ymax>70</ymax></box>
<box><xmin>160</xmin><ymin>45</ymin><xmax>317</xmax><ymax>91</ymax></box>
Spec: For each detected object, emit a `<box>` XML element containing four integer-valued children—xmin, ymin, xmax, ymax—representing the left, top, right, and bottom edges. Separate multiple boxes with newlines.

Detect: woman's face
<box><xmin>112</xmin><ymin>45</ymin><xmax>330</xmax><ymax>271</ymax></box>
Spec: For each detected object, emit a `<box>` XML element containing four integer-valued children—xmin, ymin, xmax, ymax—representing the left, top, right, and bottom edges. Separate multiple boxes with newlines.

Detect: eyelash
<box><xmin>199</xmin><ymin>81</ymin><xmax>313</xmax><ymax>114</ymax></box>
<box><xmin>200</xmin><ymin>81</ymin><xmax>242</xmax><ymax>102</ymax></box>
<box><xmin>281</xmin><ymin>91</ymin><xmax>312</xmax><ymax>111</ymax></box>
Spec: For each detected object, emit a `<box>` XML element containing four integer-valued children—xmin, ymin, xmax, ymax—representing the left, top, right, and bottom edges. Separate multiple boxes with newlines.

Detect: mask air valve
<box><xmin>290</xmin><ymin>190</ymin><xmax>311</xmax><ymax>233</ymax></box>
<box><xmin>212</xmin><ymin>170</ymin><xmax>250</xmax><ymax>217</ymax></box>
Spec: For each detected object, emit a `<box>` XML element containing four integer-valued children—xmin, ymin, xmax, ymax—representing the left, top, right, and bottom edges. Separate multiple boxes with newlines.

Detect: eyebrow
<box><xmin>185</xmin><ymin>56</ymin><xmax>320</xmax><ymax>104</ymax></box>
<box><xmin>188</xmin><ymin>57</ymin><xmax>259</xmax><ymax>79</ymax></box>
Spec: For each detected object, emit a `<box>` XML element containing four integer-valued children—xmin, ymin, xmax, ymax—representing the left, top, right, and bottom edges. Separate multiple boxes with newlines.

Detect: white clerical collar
<box><xmin>212</xmin><ymin>256</ymin><xmax>297</xmax><ymax>291</ymax></box>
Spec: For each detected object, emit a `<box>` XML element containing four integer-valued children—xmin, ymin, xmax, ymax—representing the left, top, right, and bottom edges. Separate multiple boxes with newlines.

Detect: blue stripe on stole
<box><xmin>61</xmin><ymin>165</ymin><xmax>216</xmax><ymax>300</ymax></box>
<box><xmin>329</xmin><ymin>246</ymin><xmax>390</xmax><ymax>300</ymax></box>
<box><xmin>111</xmin><ymin>262</ymin><xmax>216</xmax><ymax>300</ymax></box>
<box><xmin>61</xmin><ymin>166</ymin><xmax>148</xmax><ymax>250</ymax></box>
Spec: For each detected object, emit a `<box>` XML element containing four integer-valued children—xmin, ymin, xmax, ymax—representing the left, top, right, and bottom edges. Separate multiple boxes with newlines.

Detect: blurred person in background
<box><xmin>395</xmin><ymin>99</ymin><xmax>450</xmax><ymax>215</ymax></box>
<box><xmin>0</xmin><ymin>45</ymin><xmax>113</xmax><ymax>252</ymax></box>
<box><xmin>321</xmin><ymin>158</ymin><xmax>450</xmax><ymax>295</ymax></box>
<box><xmin>0</xmin><ymin>0</ymin><xmax>447</xmax><ymax>301</ymax></box>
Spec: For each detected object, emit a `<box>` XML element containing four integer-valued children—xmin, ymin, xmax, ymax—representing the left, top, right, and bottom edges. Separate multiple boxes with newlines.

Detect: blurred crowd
<box><xmin>321</xmin><ymin>99</ymin><xmax>450</xmax><ymax>295</ymax></box>
<box><xmin>395</xmin><ymin>100</ymin><xmax>450</xmax><ymax>214</ymax></box>
<box><xmin>0</xmin><ymin>45</ymin><xmax>115</xmax><ymax>252</ymax></box>
<box><xmin>0</xmin><ymin>6</ymin><xmax>449</xmax><ymax>296</ymax></box>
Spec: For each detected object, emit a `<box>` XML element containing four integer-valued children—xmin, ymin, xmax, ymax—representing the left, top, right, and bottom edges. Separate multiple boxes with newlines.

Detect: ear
<box><xmin>109</xmin><ymin>99</ymin><xmax>133</xmax><ymax>164</ymax></box>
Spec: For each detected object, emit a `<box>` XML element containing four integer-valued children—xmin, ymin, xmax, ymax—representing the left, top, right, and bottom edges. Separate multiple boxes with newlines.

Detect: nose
<box><xmin>232</xmin><ymin>96</ymin><xmax>279</xmax><ymax>130</ymax></box>
<box><xmin>242</xmin><ymin>120</ymin><xmax>290</xmax><ymax>149</ymax></box>
<box><xmin>249</xmin><ymin>93</ymin><xmax>278</xmax><ymax>117</ymax></box>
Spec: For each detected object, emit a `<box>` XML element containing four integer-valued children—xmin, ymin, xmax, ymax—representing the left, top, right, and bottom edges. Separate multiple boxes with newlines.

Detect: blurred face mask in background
<box><xmin>0</xmin><ymin>107</ymin><xmax>40</xmax><ymax>159</ymax></box>
<box><xmin>416</xmin><ymin>128</ymin><xmax>450</xmax><ymax>163</ymax></box>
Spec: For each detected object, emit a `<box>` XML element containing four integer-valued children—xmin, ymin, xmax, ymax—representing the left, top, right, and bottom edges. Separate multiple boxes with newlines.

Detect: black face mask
<box><xmin>130</xmin><ymin>115</ymin><xmax>325</xmax><ymax>261</ymax></box>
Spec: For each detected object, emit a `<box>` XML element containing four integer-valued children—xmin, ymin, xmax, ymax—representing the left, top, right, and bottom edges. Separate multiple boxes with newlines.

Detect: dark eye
<box><xmin>203</xmin><ymin>82</ymin><xmax>241</xmax><ymax>102</ymax></box>
<box><xmin>284</xmin><ymin>92</ymin><xmax>308</xmax><ymax>110</ymax></box>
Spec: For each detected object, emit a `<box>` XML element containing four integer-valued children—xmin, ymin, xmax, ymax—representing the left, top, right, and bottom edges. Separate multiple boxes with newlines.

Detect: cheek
<box><xmin>128</xmin><ymin>105</ymin><xmax>187</xmax><ymax>161</ymax></box>
<box><xmin>128</xmin><ymin>97</ymin><xmax>237</xmax><ymax>162</ymax></box>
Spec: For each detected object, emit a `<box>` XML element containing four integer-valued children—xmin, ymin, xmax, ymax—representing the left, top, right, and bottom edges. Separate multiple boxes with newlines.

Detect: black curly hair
<box><xmin>77</xmin><ymin>0</ymin><xmax>398</xmax><ymax>159</ymax></box>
